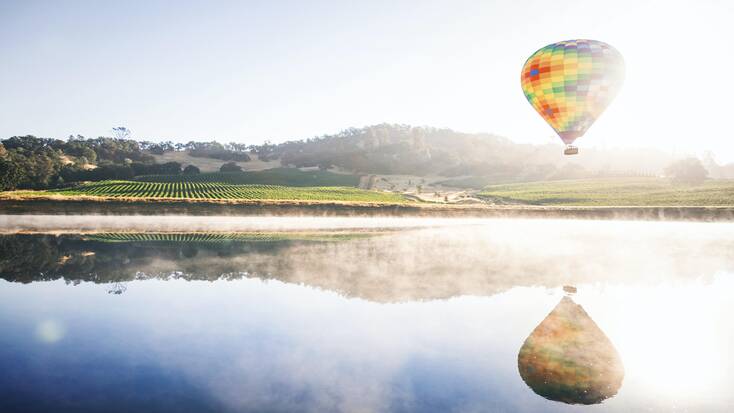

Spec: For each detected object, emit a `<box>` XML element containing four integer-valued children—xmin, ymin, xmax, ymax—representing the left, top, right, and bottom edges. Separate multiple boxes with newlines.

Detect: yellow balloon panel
<box><xmin>521</xmin><ymin>40</ymin><xmax>625</xmax><ymax>144</ymax></box>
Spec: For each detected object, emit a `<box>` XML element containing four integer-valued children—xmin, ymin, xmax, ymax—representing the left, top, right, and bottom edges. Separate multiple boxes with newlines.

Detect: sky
<box><xmin>1</xmin><ymin>0</ymin><xmax>733</xmax><ymax>161</ymax></box>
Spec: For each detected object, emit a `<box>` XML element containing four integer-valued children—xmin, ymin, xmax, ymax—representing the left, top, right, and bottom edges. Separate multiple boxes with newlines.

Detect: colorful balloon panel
<box><xmin>521</xmin><ymin>39</ymin><xmax>625</xmax><ymax>144</ymax></box>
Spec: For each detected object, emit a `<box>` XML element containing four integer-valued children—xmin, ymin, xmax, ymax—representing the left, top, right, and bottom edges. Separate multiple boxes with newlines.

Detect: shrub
<box><xmin>220</xmin><ymin>162</ymin><xmax>242</xmax><ymax>173</ymax></box>
<box><xmin>664</xmin><ymin>158</ymin><xmax>708</xmax><ymax>185</ymax></box>
<box><xmin>183</xmin><ymin>165</ymin><xmax>200</xmax><ymax>175</ymax></box>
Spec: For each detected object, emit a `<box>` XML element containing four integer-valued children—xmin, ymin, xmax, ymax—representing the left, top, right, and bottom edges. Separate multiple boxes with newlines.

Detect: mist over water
<box><xmin>1</xmin><ymin>216</ymin><xmax>733</xmax><ymax>412</ymax></box>
<box><xmin>2</xmin><ymin>216</ymin><xmax>732</xmax><ymax>300</ymax></box>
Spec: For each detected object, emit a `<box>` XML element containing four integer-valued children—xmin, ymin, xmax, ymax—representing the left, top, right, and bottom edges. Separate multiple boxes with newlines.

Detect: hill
<box><xmin>149</xmin><ymin>150</ymin><xmax>275</xmax><ymax>172</ymax></box>
<box><xmin>268</xmin><ymin>124</ymin><xmax>678</xmax><ymax>180</ymax></box>
<box><xmin>3</xmin><ymin>125</ymin><xmax>734</xmax><ymax>194</ymax></box>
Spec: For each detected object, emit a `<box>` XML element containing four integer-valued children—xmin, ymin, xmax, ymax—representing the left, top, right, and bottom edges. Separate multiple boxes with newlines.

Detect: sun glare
<box><xmin>581</xmin><ymin>278</ymin><xmax>732</xmax><ymax>400</ymax></box>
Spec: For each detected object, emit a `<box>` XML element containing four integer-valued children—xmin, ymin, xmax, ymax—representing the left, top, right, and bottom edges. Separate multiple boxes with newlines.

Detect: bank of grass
<box><xmin>34</xmin><ymin>179</ymin><xmax>406</xmax><ymax>203</ymax></box>
<box><xmin>479</xmin><ymin>177</ymin><xmax>734</xmax><ymax>206</ymax></box>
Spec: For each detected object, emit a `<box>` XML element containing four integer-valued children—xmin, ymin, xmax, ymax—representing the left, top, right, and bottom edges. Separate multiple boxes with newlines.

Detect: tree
<box><xmin>664</xmin><ymin>158</ymin><xmax>708</xmax><ymax>185</ymax></box>
<box><xmin>701</xmin><ymin>151</ymin><xmax>728</xmax><ymax>179</ymax></box>
<box><xmin>149</xmin><ymin>144</ymin><xmax>165</xmax><ymax>155</ymax></box>
<box><xmin>228</xmin><ymin>142</ymin><xmax>248</xmax><ymax>152</ymax></box>
<box><xmin>183</xmin><ymin>165</ymin><xmax>200</xmax><ymax>175</ymax></box>
<box><xmin>0</xmin><ymin>158</ymin><xmax>22</xmax><ymax>190</ymax></box>
<box><xmin>160</xmin><ymin>141</ymin><xmax>175</xmax><ymax>152</ymax></box>
<box><xmin>220</xmin><ymin>162</ymin><xmax>242</xmax><ymax>172</ymax></box>
<box><xmin>111</xmin><ymin>127</ymin><xmax>131</xmax><ymax>140</ymax></box>
<box><xmin>80</xmin><ymin>147</ymin><xmax>96</xmax><ymax>163</ymax></box>
<box><xmin>88</xmin><ymin>164</ymin><xmax>134</xmax><ymax>180</ymax></box>
<box><xmin>159</xmin><ymin>161</ymin><xmax>182</xmax><ymax>175</ymax></box>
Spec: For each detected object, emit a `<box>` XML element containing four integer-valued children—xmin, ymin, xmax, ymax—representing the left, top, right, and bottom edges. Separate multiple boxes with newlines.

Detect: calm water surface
<box><xmin>1</xmin><ymin>217</ymin><xmax>733</xmax><ymax>412</ymax></box>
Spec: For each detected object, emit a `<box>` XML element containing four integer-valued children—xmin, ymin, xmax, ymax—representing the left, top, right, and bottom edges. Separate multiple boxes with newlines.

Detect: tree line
<box><xmin>1</xmin><ymin>124</ymin><xmax>728</xmax><ymax>191</ymax></box>
<box><xmin>0</xmin><ymin>133</ymin><xmax>256</xmax><ymax>190</ymax></box>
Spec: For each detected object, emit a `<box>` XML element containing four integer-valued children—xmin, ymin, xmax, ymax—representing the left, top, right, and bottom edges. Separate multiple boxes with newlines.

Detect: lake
<box><xmin>1</xmin><ymin>216</ymin><xmax>733</xmax><ymax>412</ymax></box>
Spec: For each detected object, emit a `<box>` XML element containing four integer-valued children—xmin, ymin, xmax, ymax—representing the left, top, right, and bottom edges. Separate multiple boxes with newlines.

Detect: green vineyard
<box><xmin>479</xmin><ymin>178</ymin><xmax>734</xmax><ymax>206</ymax></box>
<box><xmin>53</xmin><ymin>180</ymin><xmax>406</xmax><ymax>203</ymax></box>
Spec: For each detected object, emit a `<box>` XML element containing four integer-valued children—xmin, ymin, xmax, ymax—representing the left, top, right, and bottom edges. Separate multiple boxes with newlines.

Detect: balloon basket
<box><xmin>563</xmin><ymin>145</ymin><xmax>579</xmax><ymax>156</ymax></box>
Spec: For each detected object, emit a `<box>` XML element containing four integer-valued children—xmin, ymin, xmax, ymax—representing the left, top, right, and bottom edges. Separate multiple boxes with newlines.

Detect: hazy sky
<box><xmin>1</xmin><ymin>0</ymin><xmax>733</xmax><ymax>161</ymax></box>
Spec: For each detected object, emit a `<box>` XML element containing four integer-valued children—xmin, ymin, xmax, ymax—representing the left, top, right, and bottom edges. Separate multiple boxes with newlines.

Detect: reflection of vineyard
<box><xmin>84</xmin><ymin>232</ymin><xmax>376</xmax><ymax>244</ymax></box>
<box><xmin>52</xmin><ymin>180</ymin><xmax>405</xmax><ymax>202</ymax></box>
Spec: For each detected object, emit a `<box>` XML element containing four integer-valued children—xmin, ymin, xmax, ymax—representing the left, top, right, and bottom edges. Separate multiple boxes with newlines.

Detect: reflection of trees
<box><xmin>107</xmin><ymin>282</ymin><xmax>127</xmax><ymax>295</ymax></box>
<box><xmin>0</xmin><ymin>235</ymin><xmax>141</xmax><ymax>283</ymax></box>
<box><xmin>180</xmin><ymin>245</ymin><xmax>199</xmax><ymax>258</ymax></box>
<box><xmin>0</xmin><ymin>234</ymin><xmax>319</xmax><ymax>285</ymax></box>
<box><xmin>517</xmin><ymin>296</ymin><xmax>624</xmax><ymax>405</ymax></box>
<box><xmin>2</xmin><ymin>226</ymin><xmax>733</xmax><ymax>302</ymax></box>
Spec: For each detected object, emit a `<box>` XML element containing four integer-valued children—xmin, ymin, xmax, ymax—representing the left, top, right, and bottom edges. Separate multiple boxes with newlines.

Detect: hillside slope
<box><xmin>149</xmin><ymin>151</ymin><xmax>277</xmax><ymax>172</ymax></box>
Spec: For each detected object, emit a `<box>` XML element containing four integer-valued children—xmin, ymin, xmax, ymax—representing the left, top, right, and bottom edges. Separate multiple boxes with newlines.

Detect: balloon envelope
<box><xmin>521</xmin><ymin>39</ymin><xmax>625</xmax><ymax>145</ymax></box>
<box><xmin>518</xmin><ymin>296</ymin><xmax>624</xmax><ymax>405</ymax></box>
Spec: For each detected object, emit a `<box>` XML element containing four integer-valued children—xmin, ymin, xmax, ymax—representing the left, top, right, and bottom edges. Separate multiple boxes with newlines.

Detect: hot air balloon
<box><xmin>521</xmin><ymin>39</ymin><xmax>625</xmax><ymax>155</ymax></box>
<box><xmin>517</xmin><ymin>288</ymin><xmax>624</xmax><ymax>405</ymax></box>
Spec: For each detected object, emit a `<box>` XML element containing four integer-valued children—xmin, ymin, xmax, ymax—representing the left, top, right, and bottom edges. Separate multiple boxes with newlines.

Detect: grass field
<box><xmin>50</xmin><ymin>180</ymin><xmax>406</xmax><ymax>203</ymax></box>
<box><xmin>479</xmin><ymin>178</ymin><xmax>734</xmax><ymax>206</ymax></box>
<box><xmin>135</xmin><ymin>169</ymin><xmax>360</xmax><ymax>187</ymax></box>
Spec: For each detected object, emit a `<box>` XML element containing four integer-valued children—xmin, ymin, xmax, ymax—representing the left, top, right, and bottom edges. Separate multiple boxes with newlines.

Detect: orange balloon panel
<box><xmin>521</xmin><ymin>39</ymin><xmax>624</xmax><ymax>145</ymax></box>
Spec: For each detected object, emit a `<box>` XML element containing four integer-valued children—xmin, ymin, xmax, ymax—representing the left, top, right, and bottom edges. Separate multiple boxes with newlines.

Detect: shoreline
<box><xmin>1</xmin><ymin>198</ymin><xmax>734</xmax><ymax>222</ymax></box>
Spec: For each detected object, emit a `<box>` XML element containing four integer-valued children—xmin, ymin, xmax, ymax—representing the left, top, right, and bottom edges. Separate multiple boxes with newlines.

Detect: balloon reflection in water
<box><xmin>518</xmin><ymin>292</ymin><xmax>624</xmax><ymax>404</ymax></box>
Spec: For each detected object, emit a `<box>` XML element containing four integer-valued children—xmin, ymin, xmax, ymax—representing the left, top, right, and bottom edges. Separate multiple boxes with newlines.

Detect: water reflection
<box><xmin>0</xmin><ymin>220</ymin><xmax>733</xmax><ymax>412</ymax></box>
<box><xmin>518</xmin><ymin>291</ymin><xmax>624</xmax><ymax>404</ymax></box>
<box><xmin>0</xmin><ymin>232</ymin><xmax>379</xmax><ymax>286</ymax></box>
<box><xmin>2</xmin><ymin>221</ymin><xmax>734</xmax><ymax>302</ymax></box>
